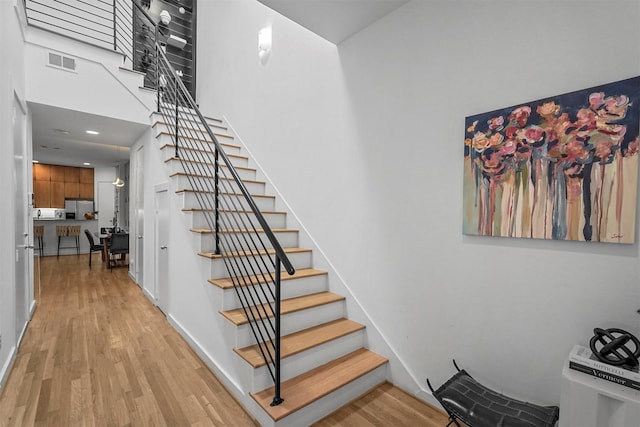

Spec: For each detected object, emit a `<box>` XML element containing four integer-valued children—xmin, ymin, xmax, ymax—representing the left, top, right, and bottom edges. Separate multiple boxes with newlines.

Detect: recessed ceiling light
<box><xmin>86</xmin><ymin>130</ymin><xmax>100</xmax><ymax>135</ymax></box>
<box><xmin>83</xmin><ymin>162</ymin><xmax>91</xmax><ymax>166</ymax></box>
<box><xmin>32</xmin><ymin>160</ymin><xmax>39</xmax><ymax>163</ymax></box>
<box><xmin>53</xmin><ymin>129</ymin><xmax>70</xmax><ymax>134</ymax></box>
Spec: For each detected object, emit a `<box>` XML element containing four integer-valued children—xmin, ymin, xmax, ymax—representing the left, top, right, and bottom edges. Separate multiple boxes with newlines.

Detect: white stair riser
<box><xmin>180</xmin><ymin>191</ymin><xmax>275</xmax><ymax>212</ymax></box>
<box><xmin>234</xmin><ymin>300</ymin><xmax>345</xmax><ymax>349</ymax></box>
<box><xmin>167</xmin><ymin>160</ymin><xmax>256</xmax><ymax>181</ymax></box>
<box><xmin>187</xmin><ymin>209</ymin><xmax>285</xmax><ymax>230</ymax></box>
<box><xmin>196</xmin><ymin>229</ymin><xmax>297</xmax><ymax>253</ymax></box>
<box><xmin>248</xmin><ymin>330</ymin><xmax>366</xmax><ymax>393</ymax></box>
<box><xmin>268</xmin><ymin>365</ymin><xmax>388</xmax><ymax>427</ymax></box>
<box><xmin>173</xmin><ymin>174</ymin><xmax>264</xmax><ymax>195</ymax></box>
<box><xmin>219</xmin><ymin>273</ymin><xmax>327</xmax><ymax>311</ymax></box>
<box><xmin>160</xmin><ymin>145</ymin><xmax>249</xmax><ymax>168</ymax></box>
<box><xmin>206</xmin><ymin>250</ymin><xmax>312</xmax><ymax>281</ymax></box>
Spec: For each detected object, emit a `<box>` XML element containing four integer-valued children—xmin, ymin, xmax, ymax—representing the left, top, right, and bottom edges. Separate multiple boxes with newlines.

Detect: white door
<box><xmin>13</xmin><ymin>94</ymin><xmax>30</xmax><ymax>344</ymax></box>
<box><xmin>135</xmin><ymin>146</ymin><xmax>144</xmax><ymax>287</ymax></box>
<box><xmin>155</xmin><ymin>185</ymin><xmax>169</xmax><ymax>314</ymax></box>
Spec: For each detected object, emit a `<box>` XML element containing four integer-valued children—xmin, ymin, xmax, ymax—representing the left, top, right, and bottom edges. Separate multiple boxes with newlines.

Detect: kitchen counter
<box><xmin>33</xmin><ymin>219</ymin><xmax>99</xmax><ymax>256</ymax></box>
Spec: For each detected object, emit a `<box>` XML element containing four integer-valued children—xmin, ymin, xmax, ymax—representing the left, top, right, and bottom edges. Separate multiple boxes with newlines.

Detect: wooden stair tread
<box><xmin>160</xmin><ymin>144</ymin><xmax>248</xmax><ymax>160</ymax></box>
<box><xmin>166</xmin><ymin>158</ymin><xmax>256</xmax><ymax>172</ymax></box>
<box><xmin>220</xmin><ymin>291</ymin><xmax>344</xmax><ymax>326</ymax></box>
<box><xmin>178</xmin><ymin>189</ymin><xmax>274</xmax><ymax>200</ymax></box>
<box><xmin>208</xmin><ymin>267</ymin><xmax>324</xmax><ymax>289</ymax></box>
<box><xmin>182</xmin><ymin>208</ymin><xmax>283</xmax><ymax>214</ymax></box>
<box><xmin>251</xmin><ymin>348</ymin><xmax>388</xmax><ymax>421</ymax></box>
<box><xmin>153</xmin><ymin>118</ymin><xmax>228</xmax><ymax>132</ymax></box>
<box><xmin>235</xmin><ymin>318</ymin><xmax>364</xmax><ymax>368</ymax></box>
<box><xmin>156</xmin><ymin>129</ymin><xmax>236</xmax><ymax>143</ymax></box>
<box><xmin>169</xmin><ymin>171</ymin><xmax>258</xmax><ymax>182</ymax></box>
<box><xmin>198</xmin><ymin>246</ymin><xmax>310</xmax><ymax>260</ymax></box>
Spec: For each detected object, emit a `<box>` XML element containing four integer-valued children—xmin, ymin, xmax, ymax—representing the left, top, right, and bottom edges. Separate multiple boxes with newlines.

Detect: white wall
<box><xmin>0</xmin><ymin>0</ymin><xmax>27</xmax><ymax>389</ymax></box>
<box><xmin>197</xmin><ymin>0</ymin><xmax>640</xmax><ymax>406</ymax></box>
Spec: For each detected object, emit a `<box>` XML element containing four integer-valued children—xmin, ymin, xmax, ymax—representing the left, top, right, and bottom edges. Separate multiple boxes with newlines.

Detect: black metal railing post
<box><xmin>271</xmin><ymin>256</ymin><xmax>284</xmax><ymax>407</ymax></box>
<box><xmin>174</xmin><ymin>75</ymin><xmax>179</xmax><ymax>158</ymax></box>
<box><xmin>214</xmin><ymin>148</ymin><xmax>220</xmax><ymax>254</ymax></box>
<box><xmin>155</xmin><ymin>24</ymin><xmax>160</xmax><ymax>113</ymax></box>
<box><xmin>112</xmin><ymin>0</ymin><xmax>117</xmax><ymax>50</ymax></box>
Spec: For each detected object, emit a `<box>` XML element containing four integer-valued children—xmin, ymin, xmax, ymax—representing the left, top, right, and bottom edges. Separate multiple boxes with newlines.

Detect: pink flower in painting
<box><xmin>589</xmin><ymin>92</ymin><xmax>605</xmax><ymax>110</ymax></box>
<box><xmin>565</xmin><ymin>139</ymin><xmax>590</xmax><ymax>162</ymax></box>
<box><xmin>488</xmin><ymin>132</ymin><xmax>504</xmax><ymax>148</ymax></box>
<box><xmin>575</xmin><ymin>108</ymin><xmax>597</xmax><ymax>131</ymax></box>
<box><xmin>498</xmin><ymin>138</ymin><xmax>517</xmax><ymax>156</ymax></box>
<box><xmin>602</xmin><ymin>95</ymin><xmax>631</xmax><ymax>120</ymax></box>
<box><xmin>488</xmin><ymin>116</ymin><xmax>505</xmax><ymax>131</ymax></box>
<box><xmin>508</xmin><ymin>106</ymin><xmax>531</xmax><ymax>127</ymax></box>
<box><xmin>523</xmin><ymin>126</ymin><xmax>545</xmax><ymax>144</ymax></box>
<box><xmin>537</xmin><ymin>101</ymin><xmax>560</xmax><ymax>118</ymax></box>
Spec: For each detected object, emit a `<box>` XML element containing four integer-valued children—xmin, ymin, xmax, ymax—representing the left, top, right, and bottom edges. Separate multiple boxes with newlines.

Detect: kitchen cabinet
<box><xmin>34</xmin><ymin>180</ymin><xmax>51</xmax><ymax>208</ymax></box>
<box><xmin>33</xmin><ymin>163</ymin><xmax>94</xmax><ymax>208</ymax></box>
<box><xmin>65</xmin><ymin>182</ymin><xmax>80</xmax><ymax>199</ymax></box>
<box><xmin>51</xmin><ymin>181</ymin><xmax>65</xmax><ymax>208</ymax></box>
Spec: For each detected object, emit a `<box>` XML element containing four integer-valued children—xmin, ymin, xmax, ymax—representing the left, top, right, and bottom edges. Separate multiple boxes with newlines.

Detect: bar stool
<box><xmin>34</xmin><ymin>225</ymin><xmax>44</xmax><ymax>257</ymax></box>
<box><xmin>57</xmin><ymin>225</ymin><xmax>80</xmax><ymax>257</ymax></box>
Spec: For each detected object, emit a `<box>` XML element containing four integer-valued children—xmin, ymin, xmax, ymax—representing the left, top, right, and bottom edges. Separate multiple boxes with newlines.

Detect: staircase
<box><xmin>153</xmin><ymin>113</ymin><xmax>389</xmax><ymax>426</ymax></box>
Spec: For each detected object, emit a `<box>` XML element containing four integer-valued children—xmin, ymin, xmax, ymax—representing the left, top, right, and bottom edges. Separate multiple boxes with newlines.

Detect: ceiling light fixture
<box><xmin>86</xmin><ymin>130</ymin><xmax>99</xmax><ymax>135</ymax></box>
<box><xmin>112</xmin><ymin>145</ymin><xmax>126</xmax><ymax>188</ymax></box>
<box><xmin>83</xmin><ymin>162</ymin><xmax>91</xmax><ymax>166</ymax></box>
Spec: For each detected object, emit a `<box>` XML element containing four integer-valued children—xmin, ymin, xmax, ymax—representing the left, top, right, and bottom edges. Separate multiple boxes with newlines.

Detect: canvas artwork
<box><xmin>463</xmin><ymin>76</ymin><xmax>640</xmax><ymax>244</ymax></box>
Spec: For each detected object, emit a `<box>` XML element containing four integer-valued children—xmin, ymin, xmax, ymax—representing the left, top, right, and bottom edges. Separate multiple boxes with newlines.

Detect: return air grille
<box><xmin>48</xmin><ymin>52</ymin><xmax>76</xmax><ymax>71</ymax></box>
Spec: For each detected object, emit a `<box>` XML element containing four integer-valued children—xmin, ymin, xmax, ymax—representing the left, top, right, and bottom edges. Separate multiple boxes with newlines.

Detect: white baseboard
<box><xmin>166</xmin><ymin>314</ymin><xmax>245</xmax><ymax>400</ymax></box>
<box><xmin>142</xmin><ymin>287</ymin><xmax>156</xmax><ymax>306</ymax></box>
<box><xmin>0</xmin><ymin>345</ymin><xmax>17</xmax><ymax>392</ymax></box>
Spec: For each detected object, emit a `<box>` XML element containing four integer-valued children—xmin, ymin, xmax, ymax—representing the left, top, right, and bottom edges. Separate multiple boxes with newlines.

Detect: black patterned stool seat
<box><xmin>428</xmin><ymin>366</ymin><xmax>559</xmax><ymax>427</ymax></box>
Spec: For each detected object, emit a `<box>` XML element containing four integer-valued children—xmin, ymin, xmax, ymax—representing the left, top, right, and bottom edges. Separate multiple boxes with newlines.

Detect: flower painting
<box><xmin>463</xmin><ymin>76</ymin><xmax>640</xmax><ymax>243</ymax></box>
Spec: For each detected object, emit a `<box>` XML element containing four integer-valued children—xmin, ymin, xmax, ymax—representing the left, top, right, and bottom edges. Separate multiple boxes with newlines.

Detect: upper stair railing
<box><xmin>23</xmin><ymin>0</ymin><xmax>295</xmax><ymax>406</ymax></box>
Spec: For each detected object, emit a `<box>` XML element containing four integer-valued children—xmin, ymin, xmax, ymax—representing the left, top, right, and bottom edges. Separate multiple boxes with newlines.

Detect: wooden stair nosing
<box><xmin>159</xmin><ymin>144</ymin><xmax>249</xmax><ymax>161</ymax></box>
<box><xmin>208</xmin><ymin>267</ymin><xmax>324</xmax><ymax>290</ymax></box>
<box><xmin>234</xmin><ymin>318</ymin><xmax>365</xmax><ymax>368</ymax></box>
<box><xmin>198</xmin><ymin>246</ymin><xmax>310</xmax><ymax>261</ymax></box>
<box><xmin>193</xmin><ymin>227</ymin><xmax>296</xmax><ymax>235</ymax></box>
<box><xmin>251</xmin><ymin>348</ymin><xmax>388</xmax><ymax>421</ymax></box>
<box><xmin>220</xmin><ymin>291</ymin><xmax>344</xmax><ymax>326</ymax></box>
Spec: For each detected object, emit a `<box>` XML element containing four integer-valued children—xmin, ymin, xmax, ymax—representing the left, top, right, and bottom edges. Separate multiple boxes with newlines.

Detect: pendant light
<box><xmin>112</xmin><ymin>145</ymin><xmax>125</xmax><ymax>187</ymax></box>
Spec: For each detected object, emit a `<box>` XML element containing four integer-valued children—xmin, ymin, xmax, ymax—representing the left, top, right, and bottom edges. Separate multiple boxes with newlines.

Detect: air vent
<box><xmin>48</xmin><ymin>52</ymin><xmax>76</xmax><ymax>72</ymax></box>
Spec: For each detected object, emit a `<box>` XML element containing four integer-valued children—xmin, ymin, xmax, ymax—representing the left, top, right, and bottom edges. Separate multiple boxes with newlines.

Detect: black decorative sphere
<box><xmin>589</xmin><ymin>328</ymin><xmax>640</xmax><ymax>368</ymax></box>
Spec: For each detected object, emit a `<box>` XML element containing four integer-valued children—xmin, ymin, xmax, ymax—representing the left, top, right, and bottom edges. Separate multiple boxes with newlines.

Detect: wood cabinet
<box><xmin>33</xmin><ymin>163</ymin><xmax>95</xmax><ymax>208</ymax></box>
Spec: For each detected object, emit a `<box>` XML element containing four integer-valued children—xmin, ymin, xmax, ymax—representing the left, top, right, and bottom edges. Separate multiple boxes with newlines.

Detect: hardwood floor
<box><xmin>0</xmin><ymin>255</ymin><xmax>257</xmax><ymax>427</ymax></box>
<box><xmin>0</xmin><ymin>254</ymin><xmax>450</xmax><ymax>426</ymax></box>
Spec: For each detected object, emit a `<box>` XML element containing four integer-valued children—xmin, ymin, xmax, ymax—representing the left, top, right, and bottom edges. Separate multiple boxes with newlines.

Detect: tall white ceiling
<box><xmin>257</xmin><ymin>0</ymin><xmax>409</xmax><ymax>44</ymax></box>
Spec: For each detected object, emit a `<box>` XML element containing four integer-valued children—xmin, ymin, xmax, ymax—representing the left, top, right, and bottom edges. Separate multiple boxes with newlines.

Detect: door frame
<box><xmin>154</xmin><ymin>182</ymin><xmax>170</xmax><ymax>314</ymax></box>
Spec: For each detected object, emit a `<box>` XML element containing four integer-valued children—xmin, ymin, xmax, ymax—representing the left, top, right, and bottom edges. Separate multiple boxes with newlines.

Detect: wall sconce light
<box><xmin>159</xmin><ymin>10</ymin><xmax>171</xmax><ymax>25</ymax></box>
<box><xmin>258</xmin><ymin>27</ymin><xmax>272</xmax><ymax>64</ymax></box>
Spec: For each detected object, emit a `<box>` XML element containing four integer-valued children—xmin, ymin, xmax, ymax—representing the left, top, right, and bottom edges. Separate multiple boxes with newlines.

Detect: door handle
<box><xmin>138</xmin><ymin>235</ymin><xmax>143</xmax><ymax>239</ymax></box>
<box><xmin>24</xmin><ymin>245</ymin><xmax>34</xmax><ymax>250</ymax></box>
<box><xmin>160</xmin><ymin>245</ymin><xmax>167</xmax><ymax>250</ymax></box>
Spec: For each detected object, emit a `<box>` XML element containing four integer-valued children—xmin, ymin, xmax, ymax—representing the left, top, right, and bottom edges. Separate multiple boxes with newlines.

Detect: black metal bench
<box><xmin>427</xmin><ymin>361</ymin><xmax>559</xmax><ymax>427</ymax></box>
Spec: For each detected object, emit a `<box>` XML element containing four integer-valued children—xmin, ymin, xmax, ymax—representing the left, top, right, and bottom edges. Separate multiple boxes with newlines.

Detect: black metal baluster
<box><xmin>271</xmin><ymin>256</ymin><xmax>284</xmax><ymax>406</ymax></box>
<box><xmin>214</xmin><ymin>148</ymin><xmax>220</xmax><ymax>254</ymax></box>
